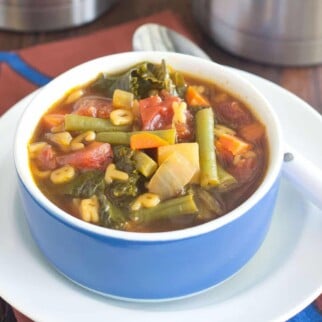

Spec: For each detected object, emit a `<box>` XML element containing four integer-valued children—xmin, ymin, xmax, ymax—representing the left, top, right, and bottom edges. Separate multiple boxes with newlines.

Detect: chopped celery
<box><xmin>134</xmin><ymin>151</ymin><xmax>157</xmax><ymax>177</ymax></box>
<box><xmin>148</xmin><ymin>152</ymin><xmax>195</xmax><ymax>200</ymax></box>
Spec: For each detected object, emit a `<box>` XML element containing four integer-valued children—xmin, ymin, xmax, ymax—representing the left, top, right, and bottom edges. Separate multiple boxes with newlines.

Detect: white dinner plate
<box><xmin>0</xmin><ymin>70</ymin><xmax>321</xmax><ymax>322</ymax></box>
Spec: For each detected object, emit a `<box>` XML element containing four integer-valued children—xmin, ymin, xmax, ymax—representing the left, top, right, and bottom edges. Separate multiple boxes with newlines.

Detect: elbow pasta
<box><xmin>70</xmin><ymin>130</ymin><xmax>96</xmax><ymax>151</ymax></box>
<box><xmin>50</xmin><ymin>165</ymin><xmax>76</xmax><ymax>184</ymax></box>
<box><xmin>172</xmin><ymin>101</ymin><xmax>187</xmax><ymax>124</ymax></box>
<box><xmin>72</xmin><ymin>130</ymin><xmax>96</xmax><ymax>144</ymax></box>
<box><xmin>79</xmin><ymin>195</ymin><xmax>99</xmax><ymax>223</ymax></box>
<box><xmin>28</xmin><ymin>142</ymin><xmax>50</xmax><ymax>158</ymax></box>
<box><xmin>65</xmin><ymin>89</ymin><xmax>84</xmax><ymax>104</ymax></box>
<box><xmin>105</xmin><ymin>163</ymin><xmax>129</xmax><ymax>184</ymax></box>
<box><xmin>131</xmin><ymin>193</ymin><xmax>160</xmax><ymax>211</ymax></box>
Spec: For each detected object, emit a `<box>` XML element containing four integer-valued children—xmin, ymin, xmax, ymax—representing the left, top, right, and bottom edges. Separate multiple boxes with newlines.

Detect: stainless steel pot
<box><xmin>0</xmin><ymin>0</ymin><xmax>116</xmax><ymax>31</ymax></box>
<box><xmin>191</xmin><ymin>0</ymin><xmax>322</xmax><ymax>66</ymax></box>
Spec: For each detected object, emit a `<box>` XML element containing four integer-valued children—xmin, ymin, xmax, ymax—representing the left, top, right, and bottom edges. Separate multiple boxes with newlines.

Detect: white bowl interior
<box><xmin>14</xmin><ymin>51</ymin><xmax>283</xmax><ymax>241</ymax></box>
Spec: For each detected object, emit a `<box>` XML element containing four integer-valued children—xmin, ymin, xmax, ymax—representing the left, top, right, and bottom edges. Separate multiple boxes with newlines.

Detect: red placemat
<box><xmin>0</xmin><ymin>10</ymin><xmax>193</xmax><ymax>115</ymax></box>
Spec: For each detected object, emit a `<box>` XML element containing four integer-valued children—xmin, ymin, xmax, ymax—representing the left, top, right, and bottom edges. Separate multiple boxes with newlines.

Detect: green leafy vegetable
<box><xmin>58</xmin><ymin>169</ymin><xmax>130</xmax><ymax>230</ymax></box>
<box><xmin>106</xmin><ymin>145</ymin><xmax>147</xmax><ymax>209</ymax></box>
<box><xmin>60</xmin><ymin>170</ymin><xmax>105</xmax><ymax>198</ymax></box>
<box><xmin>89</xmin><ymin>60</ymin><xmax>186</xmax><ymax>99</ymax></box>
<box><xmin>113</xmin><ymin>145</ymin><xmax>137</xmax><ymax>173</ymax></box>
<box><xmin>98</xmin><ymin>194</ymin><xmax>128</xmax><ymax>230</ymax></box>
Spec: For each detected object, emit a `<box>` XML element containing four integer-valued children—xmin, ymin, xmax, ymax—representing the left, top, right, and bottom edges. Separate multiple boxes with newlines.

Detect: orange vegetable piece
<box><xmin>130</xmin><ymin>133</ymin><xmax>169</xmax><ymax>150</ymax></box>
<box><xmin>185</xmin><ymin>86</ymin><xmax>210</xmax><ymax>106</ymax></box>
<box><xmin>215</xmin><ymin>134</ymin><xmax>251</xmax><ymax>156</ymax></box>
<box><xmin>42</xmin><ymin>114</ymin><xmax>65</xmax><ymax>129</ymax></box>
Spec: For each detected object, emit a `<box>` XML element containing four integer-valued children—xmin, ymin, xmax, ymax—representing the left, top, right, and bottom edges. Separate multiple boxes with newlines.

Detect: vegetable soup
<box><xmin>28</xmin><ymin>61</ymin><xmax>268</xmax><ymax>232</ymax></box>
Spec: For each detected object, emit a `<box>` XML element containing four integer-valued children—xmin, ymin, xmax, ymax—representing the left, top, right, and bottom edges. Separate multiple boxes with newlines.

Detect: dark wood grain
<box><xmin>0</xmin><ymin>1</ymin><xmax>321</xmax><ymax>321</ymax></box>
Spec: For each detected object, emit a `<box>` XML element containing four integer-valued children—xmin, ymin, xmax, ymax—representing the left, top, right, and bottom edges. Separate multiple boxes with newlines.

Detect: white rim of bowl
<box><xmin>14</xmin><ymin>51</ymin><xmax>284</xmax><ymax>242</ymax></box>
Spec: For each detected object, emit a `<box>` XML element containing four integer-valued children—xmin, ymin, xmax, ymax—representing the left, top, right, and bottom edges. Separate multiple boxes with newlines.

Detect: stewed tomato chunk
<box><xmin>56</xmin><ymin>142</ymin><xmax>113</xmax><ymax>170</ymax></box>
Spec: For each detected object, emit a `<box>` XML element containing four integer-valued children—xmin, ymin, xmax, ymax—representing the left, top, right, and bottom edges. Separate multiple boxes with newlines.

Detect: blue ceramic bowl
<box><xmin>14</xmin><ymin>52</ymin><xmax>283</xmax><ymax>301</ymax></box>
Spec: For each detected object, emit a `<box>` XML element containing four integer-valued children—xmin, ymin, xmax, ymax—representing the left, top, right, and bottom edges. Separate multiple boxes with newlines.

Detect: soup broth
<box><xmin>28</xmin><ymin>61</ymin><xmax>268</xmax><ymax>232</ymax></box>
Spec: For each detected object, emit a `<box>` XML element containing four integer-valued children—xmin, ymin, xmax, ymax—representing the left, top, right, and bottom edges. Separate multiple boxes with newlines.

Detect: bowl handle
<box><xmin>283</xmin><ymin>144</ymin><xmax>322</xmax><ymax>210</ymax></box>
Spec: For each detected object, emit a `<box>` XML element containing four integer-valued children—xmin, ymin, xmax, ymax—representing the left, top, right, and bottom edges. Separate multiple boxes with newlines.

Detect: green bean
<box><xmin>217</xmin><ymin>164</ymin><xmax>238</xmax><ymax>192</ymax></box>
<box><xmin>96</xmin><ymin>128</ymin><xmax>176</xmax><ymax>145</ymax></box>
<box><xmin>193</xmin><ymin>186</ymin><xmax>224</xmax><ymax>219</ymax></box>
<box><xmin>130</xmin><ymin>194</ymin><xmax>198</xmax><ymax>224</ymax></box>
<box><xmin>134</xmin><ymin>151</ymin><xmax>157</xmax><ymax>177</ymax></box>
<box><xmin>64</xmin><ymin>114</ymin><xmax>131</xmax><ymax>132</ymax></box>
<box><xmin>96</xmin><ymin>132</ymin><xmax>131</xmax><ymax>145</ymax></box>
<box><xmin>195</xmin><ymin>108</ymin><xmax>219</xmax><ymax>187</ymax></box>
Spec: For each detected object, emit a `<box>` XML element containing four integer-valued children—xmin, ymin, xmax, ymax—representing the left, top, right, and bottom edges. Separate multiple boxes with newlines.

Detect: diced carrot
<box><xmin>239</xmin><ymin>122</ymin><xmax>265</xmax><ymax>143</ymax></box>
<box><xmin>42</xmin><ymin>114</ymin><xmax>65</xmax><ymax>129</ymax></box>
<box><xmin>130</xmin><ymin>133</ymin><xmax>169</xmax><ymax>150</ymax></box>
<box><xmin>215</xmin><ymin>134</ymin><xmax>251</xmax><ymax>156</ymax></box>
<box><xmin>185</xmin><ymin>86</ymin><xmax>210</xmax><ymax>106</ymax></box>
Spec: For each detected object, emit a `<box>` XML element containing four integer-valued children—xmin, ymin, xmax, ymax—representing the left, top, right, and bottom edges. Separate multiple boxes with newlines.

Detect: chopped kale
<box><xmin>58</xmin><ymin>169</ymin><xmax>130</xmax><ymax>230</ymax></box>
<box><xmin>106</xmin><ymin>145</ymin><xmax>147</xmax><ymax>209</ymax></box>
<box><xmin>59</xmin><ymin>170</ymin><xmax>105</xmax><ymax>198</ymax></box>
<box><xmin>97</xmin><ymin>194</ymin><xmax>128</xmax><ymax>230</ymax></box>
<box><xmin>113</xmin><ymin>145</ymin><xmax>137</xmax><ymax>173</ymax></box>
<box><xmin>89</xmin><ymin>60</ymin><xmax>187</xmax><ymax>99</ymax></box>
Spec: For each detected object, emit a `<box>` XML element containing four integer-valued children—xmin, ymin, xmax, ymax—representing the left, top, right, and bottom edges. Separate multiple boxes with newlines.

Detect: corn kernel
<box><xmin>72</xmin><ymin>130</ymin><xmax>96</xmax><ymax>144</ymax></box>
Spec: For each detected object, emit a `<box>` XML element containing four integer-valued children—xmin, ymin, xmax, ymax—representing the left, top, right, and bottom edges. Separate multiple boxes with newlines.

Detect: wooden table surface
<box><xmin>0</xmin><ymin>0</ymin><xmax>321</xmax><ymax>321</ymax></box>
<box><xmin>1</xmin><ymin>0</ymin><xmax>322</xmax><ymax>115</ymax></box>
